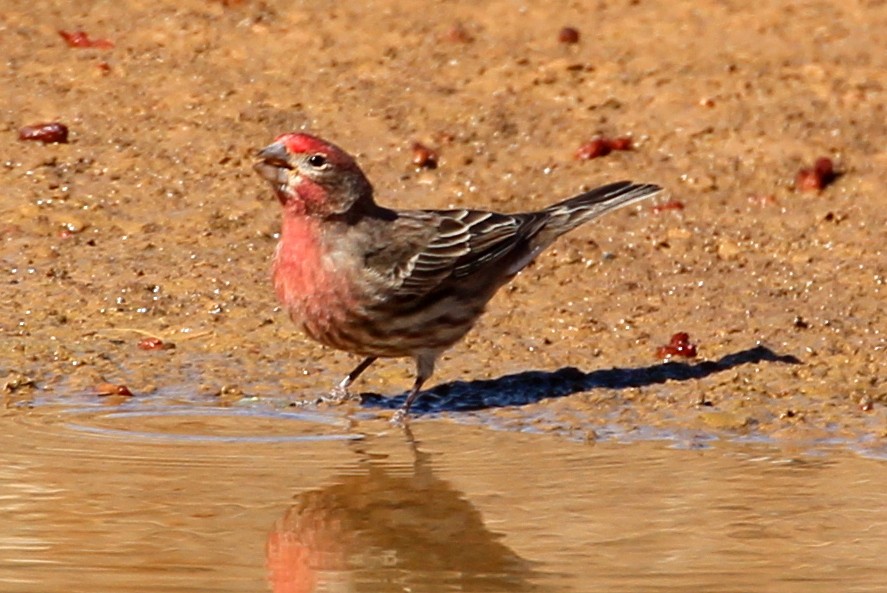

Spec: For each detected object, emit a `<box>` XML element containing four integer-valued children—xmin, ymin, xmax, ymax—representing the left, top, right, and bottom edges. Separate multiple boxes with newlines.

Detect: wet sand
<box><xmin>2</xmin><ymin>0</ymin><xmax>885</xmax><ymax>445</ymax></box>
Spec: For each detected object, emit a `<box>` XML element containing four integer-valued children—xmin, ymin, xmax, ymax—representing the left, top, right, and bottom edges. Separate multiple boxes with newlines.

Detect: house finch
<box><xmin>254</xmin><ymin>133</ymin><xmax>662</xmax><ymax>422</ymax></box>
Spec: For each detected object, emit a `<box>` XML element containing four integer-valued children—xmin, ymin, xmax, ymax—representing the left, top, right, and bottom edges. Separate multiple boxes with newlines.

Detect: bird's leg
<box><xmin>390</xmin><ymin>376</ymin><xmax>428</xmax><ymax>425</ymax></box>
<box><xmin>390</xmin><ymin>352</ymin><xmax>437</xmax><ymax>425</ymax></box>
<box><xmin>326</xmin><ymin>356</ymin><xmax>377</xmax><ymax>403</ymax></box>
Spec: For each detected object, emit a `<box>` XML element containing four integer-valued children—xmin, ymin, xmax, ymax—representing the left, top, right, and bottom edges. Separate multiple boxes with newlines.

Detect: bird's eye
<box><xmin>307</xmin><ymin>154</ymin><xmax>327</xmax><ymax>168</ymax></box>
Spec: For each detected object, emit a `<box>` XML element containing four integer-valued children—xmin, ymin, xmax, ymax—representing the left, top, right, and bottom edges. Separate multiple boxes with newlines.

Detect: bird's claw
<box><xmin>322</xmin><ymin>384</ymin><xmax>358</xmax><ymax>405</ymax></box>
<box><xmin>389</xmin><ymin>408</ymin><xmax>409</xmax><ymax>426</ymax></box>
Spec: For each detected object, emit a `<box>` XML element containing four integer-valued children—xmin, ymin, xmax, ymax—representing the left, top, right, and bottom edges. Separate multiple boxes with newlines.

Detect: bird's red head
<box><xmin>254</xmin><ymin>133</ymin><xmax>374</xmax><ymax>216</ymax></box>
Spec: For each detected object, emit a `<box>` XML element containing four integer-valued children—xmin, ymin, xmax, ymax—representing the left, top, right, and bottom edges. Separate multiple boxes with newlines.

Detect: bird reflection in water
<box><xmin>266</xmin><ymin>430</ymin><xmax>537</xmax><ymax>593</ymax></box>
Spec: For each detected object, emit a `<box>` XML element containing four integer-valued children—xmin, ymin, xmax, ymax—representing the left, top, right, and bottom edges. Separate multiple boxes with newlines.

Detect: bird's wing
<box><xmin>368</xmin><ymin>209</ymin><xmax>542</xmax><ymax>297</ymax></box>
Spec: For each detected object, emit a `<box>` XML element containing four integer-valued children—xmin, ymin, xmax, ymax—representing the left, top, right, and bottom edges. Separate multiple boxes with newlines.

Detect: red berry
<box><xmin>19</xmin><ymin>122</ymin><xmax>69</xmax><ymax>143</ymax></box>
<box><xmin>575</xmin><ymin>138</ymin><xmax>611</xmax><ymax>160</ymax></box>
<box><xmin>813</xmin><ymin>157</ymin><xmax>834</xmax><ymax>178</ymax></box>
<box><xmin>795</xmin><ymin>168</ymin><xmax>820</xmax><ymax>191</ymax></box>
<box><xmin>669</xmin><ymin>332</ymin><xmax>690</xmax><ymax>346</ymax></box>
<box><xmin>679</xmin><ymin>343</ymin><xmax>697</xmax><ymax>357</ymax></box>
<box><xmin>656</xmin><ymin>332</ymin><xmax>697</xmax><ymax>359</ymax></box>
<box><xmin>558</xmin><ymin>27</ymin><xmax>580</xmax><ymax>44</ymax></box>
<box><xmin>575</xmin><ymin>136</ymin><xmax>633</xmax><ymax>160</ymax></box>
<box><xmin>411</xmin><ymin>142</ymin><xmax>438</xmax><ymax>169</ymax></box>
<box><xmin>655</xmin><ymin>345</ymin><xmax>677</xmax><ymax>358</ymax></box>
<box><xmin>795</xmin><ymin>156</ymin><xmax>837</xmax><ymax>192</ymax></box>
<box><xmin>137</xmin><ymin>337</ymin><xmax>166</xmax><ymax>351</ymax></box>
<box><xmin>608</xmin><ymin>136</ymin><xmax>633</xmax><ymax>151</ymax></box>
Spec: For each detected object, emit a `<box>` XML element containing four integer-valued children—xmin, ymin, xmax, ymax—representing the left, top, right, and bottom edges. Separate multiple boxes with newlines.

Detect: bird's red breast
<box><xmin>273</xmin><ymin>215</ymin><xmax>356</xmax><ymax>342</ymax></box>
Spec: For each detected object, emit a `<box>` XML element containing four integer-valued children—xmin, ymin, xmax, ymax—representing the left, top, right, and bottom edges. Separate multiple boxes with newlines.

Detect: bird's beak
<box><xmin>253</xmin><ymin>142</ymin><xmax>293</xmax><ymax>188</ymax></box>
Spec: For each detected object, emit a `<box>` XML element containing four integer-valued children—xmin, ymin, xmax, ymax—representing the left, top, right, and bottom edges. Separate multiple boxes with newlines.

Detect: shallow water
<box><xmin>2</xmin><ymin>399</ymin><xmax>885</xmax><ymax>593</ymax></box>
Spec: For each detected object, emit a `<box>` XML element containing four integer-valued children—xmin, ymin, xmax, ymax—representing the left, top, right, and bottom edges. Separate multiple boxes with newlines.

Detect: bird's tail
<box><xmin>504</xmin><ymin>181</ymin><xmax>663</xmax><ymax>276</ymax></box>
<box><xmin>541</xmin><ymin>181</ymin><xmax>663</xmax><ymax>235</ymax></box>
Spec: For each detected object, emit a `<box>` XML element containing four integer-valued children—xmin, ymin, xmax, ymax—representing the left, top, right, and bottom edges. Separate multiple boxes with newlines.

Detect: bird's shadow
<box><xmin>360</xmin><ymin>345</ymin><xmax>801</xmax><ymax>415</ymax></box>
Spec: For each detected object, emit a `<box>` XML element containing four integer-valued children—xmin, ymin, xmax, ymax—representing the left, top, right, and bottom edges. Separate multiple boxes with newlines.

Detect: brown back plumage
<box><xmin>369</xmin><ymin>181</ymin><xmax>662</xmax><ymax>297</ymax></box>
<box><xmin>345</xmin><ymin>181</ymin><xmax>662</xmax><ymax>356</ymax></box>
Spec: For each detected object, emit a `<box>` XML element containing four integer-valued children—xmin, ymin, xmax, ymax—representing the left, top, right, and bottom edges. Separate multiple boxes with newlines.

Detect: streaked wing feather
<box><xmin>396</xmin><ymin>209</ymin><xmax>536</xmax><ymax>296</ymax></box>
<box><xmin>367</xmin><ymin>181</ymin><xmax>661</xmax><ymax>303</ymax></box>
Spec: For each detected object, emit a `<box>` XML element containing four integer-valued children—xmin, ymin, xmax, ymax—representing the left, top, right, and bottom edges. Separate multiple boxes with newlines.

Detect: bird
<box><xmin>254</xmin><ymin>132</ymin><xmax>662</xmax><ymax>422</ymax></box>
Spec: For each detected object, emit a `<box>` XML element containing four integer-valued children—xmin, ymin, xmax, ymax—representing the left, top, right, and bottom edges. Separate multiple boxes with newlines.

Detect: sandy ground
<box><xmin>1</xmin><ymin>0</ymin><xmax>885</xmax><ymax>445</ymax></box>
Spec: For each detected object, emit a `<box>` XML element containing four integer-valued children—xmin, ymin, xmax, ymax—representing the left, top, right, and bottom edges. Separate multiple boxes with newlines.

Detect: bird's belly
<box><xmin>353</xmin><ymin>293</ymin><xmax>486</xmax><ymax>357</ymax></box>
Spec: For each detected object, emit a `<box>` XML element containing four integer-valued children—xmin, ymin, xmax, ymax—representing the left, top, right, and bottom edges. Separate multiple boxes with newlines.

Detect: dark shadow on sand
<box><xmin>361</xmin><ymin>345</ymin><xmax>801</xmax><ymax>415</ymax></box>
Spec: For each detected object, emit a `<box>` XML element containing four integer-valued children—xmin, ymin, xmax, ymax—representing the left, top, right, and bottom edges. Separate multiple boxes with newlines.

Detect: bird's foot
<box><xmin>322</xmin><ymin>384</ymin><xmax>359</xmax><ymax>405</ymax></box>
<box><xmin>389</xmin><ymin>408</ymin><xmax>409</xmax><ymax>426</ymax></box>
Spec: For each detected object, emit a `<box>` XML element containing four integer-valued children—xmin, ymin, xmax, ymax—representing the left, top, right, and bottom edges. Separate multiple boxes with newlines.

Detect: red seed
<box><xmin>575</xmin><ymin>138</ymin><xmax>611</xmax><ymax>160</ymax></box>
<box><xmin>95</xmin><ymin>382</ymin><xmax>134</xmax><ymax>396</ymax></box>
<box><xmin>651</xmin><ymin>199</ymin><xmax>685</xmax><ymax>213</ymax></box>
<box><xmin>97</xmin><ymin>61</ymin><xmax>112</xmax><ymax>74</ymax></box>
<box><xmin>411</xmin><ymin>142</ymin><xmax>438</xmax><ymax>169</ymax></box>
<box><xmin>558</xmin><ymin>27</ymin><xmax>580</xmax><ymax>44</ymax></box>
<box><xmin>19</xmin><ymin>122</ymin><xmax>69</xmax><ymax>143</ymax></box>
<box><xmin>58</xmin><ymin>30</ymin><xmax>114</xmax><ymax>49</ymax></box>
<box><xmin>138</xmin><ymin>337</ymin><xmax>166</xmax><ymax>351</ymax></box>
